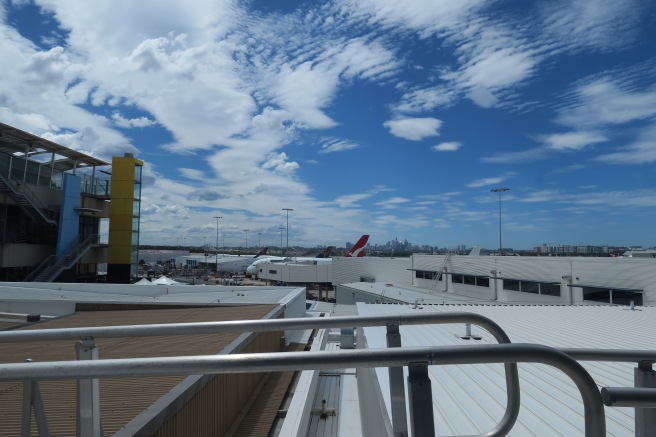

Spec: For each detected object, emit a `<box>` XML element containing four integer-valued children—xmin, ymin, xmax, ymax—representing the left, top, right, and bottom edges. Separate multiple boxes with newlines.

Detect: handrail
<box><xmin>562</xmin><ymin>349</ymin><xmax>656</xmax><ymax>363</ymax></box>
<box><xmin>0</xmin><ymin>312</ymin><xmax>511</xmax><ymax>343</ymax></box>
<box><xmin>22</xmin><ymin>255</ymin><xmax>57</xmax><ymax>282</ymax></box>
<box><xmin>23</xmin><ymin>234</ymin><xmax>100</xmax><ymax>282</ymax></box>
<box><xmin>601</xmin><ymin>387</ymin><xmax>656</xmax><ymax>407</ymax></box>
<box><xmin>0</xmin><ymin>312</ymin><xmax>522</xmax><ymax>437</ymax></box>
<box><xmin>0</xmin><ymin>343</ymin><xmax>606</xmax><ymax>436</ymax></box>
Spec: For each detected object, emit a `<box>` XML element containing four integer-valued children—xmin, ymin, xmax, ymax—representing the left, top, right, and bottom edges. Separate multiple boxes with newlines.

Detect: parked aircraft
<box><xmin>246</xmin><ymin>235</ymin><xmax>369</xmax><ymax>276</ymax></box>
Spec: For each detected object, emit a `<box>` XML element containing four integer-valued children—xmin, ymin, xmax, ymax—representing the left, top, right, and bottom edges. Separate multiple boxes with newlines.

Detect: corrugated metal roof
<box><xmin>357</xmin><ymin>303</ymin><xmax>654</xmax><ymax>436</ymax></box>
<box><xmin>0</xmin><ymin>121</ymin><xmax>110</xmax><ymax>171</ymax></box>
<box><xmin>339</xmin><ymin>282</ymin><xmax>501</xmax><ymax>305</ymax></box>
<box><xmin>0</xmin><ymin>305</ymin><xmax>278</xmax><ymax>437</ymax></box>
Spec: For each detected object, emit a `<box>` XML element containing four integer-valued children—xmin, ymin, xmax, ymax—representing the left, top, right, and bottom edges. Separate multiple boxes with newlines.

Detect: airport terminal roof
<box><xmin>357</xmin><ymin>302</ymin><xmax>656</xmax><ymax>436</ymax></box>
<box><xmin>0</xmin><ymin>282</ymin><xmax>305</xmax><ymax>317</ymax></box>
<box><xmin>0</xmin><ymin>121</ymin><xmax>109</xmax><ymax>172</ymax></box>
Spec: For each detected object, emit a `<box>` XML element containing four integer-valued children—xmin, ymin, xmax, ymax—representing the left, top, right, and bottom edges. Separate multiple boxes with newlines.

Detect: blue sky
<box><xmin>1</xmin><ymin>0</ymin><xmax>656</xmax><ymax>250</ymax></box>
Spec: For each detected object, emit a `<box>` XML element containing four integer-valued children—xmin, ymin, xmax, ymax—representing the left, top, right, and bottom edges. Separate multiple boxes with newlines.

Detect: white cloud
<box><xmin>393</xmin><ymin>85</ymin><xmax>457</xmax><ymax>113</ymax></box>
<box><xmin>466</xmin><ymin>85</ymin><xmax>498</xmax><ymax>108</ymax></box>
<box><xmin>375</xmin><ymin>196</ymin><xmax>411</xmax><ymax>209</ymax></box>
<box><xmin>466</xmin><ymin>174</ymin><xmax>513</xmax><ymax>188</ymax></box>
<box><xmin>383</xmin><ymin>117</ymin><xmax>442</xmax><ymax>141</ymax></box>
<box><xmin>540</xmin><ymin>0</ymin><xmax>644</xmax><ymax>52</ymax></box>
<box><xmin>112</xmin><ymin>112</ymin><xmax>156</xmax><ymax>128</ymax></box>
<box><xmin>481</xmin><ymin>148</ymin><xmax>549</xmax><ymax>164</ymax></box>
<box><xmin>261</xmin><ymin>152</ymin><xmax>299</xmax><ymax>173</ymax></box>
<box><xmin>319</xmin><ymin>137</ymin><xmax>359</xmax><ymax>154</ymax></box>
<box><xmin>432</xmin><ymin>142</ymin><xmax>462</xmax><ymax>152</ymax></box>
<box><xmin>557</xmin><ymin>78</ymin><xmax>656</xmax><ymax>128</ymax></box>
<box><xmin>540</xmin><ymin>131</ymin><xmax>607</xmax><ymax>151</ymax></box>
<box><xmin>178</xmin><ymin>168</ymin><xmax>206</xmax><ymax>181</ymax></box>
<box><xmin>595</xmin><ymin>123</ymin><xmax>656</xmax><ymax>164</ymax></box>
<box><xmin>336</xmin><ymin>0</ymin><xmax>487</xmax><ymax>37</ymax></box>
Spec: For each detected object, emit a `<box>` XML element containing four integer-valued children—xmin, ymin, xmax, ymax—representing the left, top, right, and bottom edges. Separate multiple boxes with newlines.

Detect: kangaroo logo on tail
<box><xmin>346</xmin><ymin>235</ymin><xmax>369</xmax><ymax>257</ymax></box>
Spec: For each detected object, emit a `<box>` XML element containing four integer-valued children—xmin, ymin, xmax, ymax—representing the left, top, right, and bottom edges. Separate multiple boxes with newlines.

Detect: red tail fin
<box><xmin>346</xmin><ymin>235</ymin><xmax>369</xmax><ymax>257</ymax></box>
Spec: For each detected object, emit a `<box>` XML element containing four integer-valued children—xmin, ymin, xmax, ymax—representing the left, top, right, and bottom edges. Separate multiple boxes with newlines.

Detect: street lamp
<box><xmin>279</xmin><ymin>226</ymin><xmax>285</xmax><ymax>255</ymax></box>
<box><xmin>214</xmin><ymin>216</ymin><xmax>222</xmax><ymax>272</ymax></box>
<box><xmin>490</xmin><ymin>187</ymin><xmax>510</xmax><ymax>255</ymax></box>
<box><xmin>282</xmin><ymin>208</ymin><xmax>293</xmax><ymax>255</ymax></box>
<box><xmin>244</xmin><ymin>229</ymin><xmax>249</xmax><ymax>249</ymax></box>
<box><xmin>258</xmin><ymin>232</ymin><xmax>261</xmax><ymax>248</ymax></box>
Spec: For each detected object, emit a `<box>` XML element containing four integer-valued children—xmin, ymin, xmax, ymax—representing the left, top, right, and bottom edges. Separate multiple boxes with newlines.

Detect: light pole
<box><xmin>491</xmin><ymin>187</ymin><xmax>509</xmax><ymax>255</ymax></box>
<box><xmin>258</xmin><ymin>232</ymin><xmax>261</xmax><ymax>248</ymax></box>
<box><xmin>279</xmin><ymin>226</ymin><xmax>285</xmax><ymax>255</ymax></box>
<box><xmin>282</xmin><ymin>208</ymin><xmax>293</xmax><ymax>255</ymax></box>
<box><xmin>244</xmin><ymin>229</ymin><xmax>249</xmax><ymax>249</ymax></box>
<box><xmin>214</xmin><ymin>216</ymin><xmax>221</xmax><ymax>272</ymax></box>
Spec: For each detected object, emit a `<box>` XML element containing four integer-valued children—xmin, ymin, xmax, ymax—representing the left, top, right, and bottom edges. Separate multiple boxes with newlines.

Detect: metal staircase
<box><xmin>430</xmin><ymin>248</ymin><xmax>453</xmax><ymax>293</ymax></box>
<box><xmin>23</xmin><ymin>234</ymin><xmax>100</xmax><ymax>282</ymax></box>
<box><xmin>0</xmin><ymin>172</ymin><xmax>57</xmax><ymax>226</ymax></box>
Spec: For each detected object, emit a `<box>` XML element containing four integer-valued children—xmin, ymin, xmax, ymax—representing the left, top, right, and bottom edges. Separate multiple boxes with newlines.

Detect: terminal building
<box><xmin>0</xmin><ymin>122</ymin><xmax>142</xmax><ymax>283</ymax></box>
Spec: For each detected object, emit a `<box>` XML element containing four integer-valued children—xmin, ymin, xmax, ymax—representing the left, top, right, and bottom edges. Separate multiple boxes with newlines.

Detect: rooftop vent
<box><xmin>458</xmin><ymin>323</ymin><xmax>482</xmax><ymax>340</ymax></box>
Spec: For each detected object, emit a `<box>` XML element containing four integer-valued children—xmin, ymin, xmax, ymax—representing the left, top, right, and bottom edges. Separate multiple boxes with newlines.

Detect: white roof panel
<box><xmin>356</xmin><ymin>303</ymin><xmax>653</xmax><ymax>436</ymax></box>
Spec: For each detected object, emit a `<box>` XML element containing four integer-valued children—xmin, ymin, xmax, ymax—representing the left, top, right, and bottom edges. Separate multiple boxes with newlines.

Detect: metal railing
<box><xmin>1</xmin><ymin>313</ymin><xmax>654</xmax><ymax>437</ymax></box>
<box><xmin>23</xmin><ymin>234</ymin><xmax>100</xmax><ymax>282</ymax></box>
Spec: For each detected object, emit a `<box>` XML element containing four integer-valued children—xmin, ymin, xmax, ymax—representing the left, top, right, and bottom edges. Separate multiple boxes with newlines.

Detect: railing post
<box><xmin>386</xmin><ymin>323</ymin><xmax>408</xmax><ymax>437</ymax></box>
<box><xmin>75</xmin><ymin>339</ymin><xmax>102</xmax><ymax>437</ymax></box>
<box><xmin>21</xmin><ymin>359</ymin><xmax>50</xmax><ymax>437</ymax></box>
<box><xmin>407</xmin><ymin>362</ymin><xmax>435</xmax><ymax>437</ymax></box>
<box><xmin>635</xmin><ymin>361</ymin><xmax>656</xmax><ymax>437</ymax></box>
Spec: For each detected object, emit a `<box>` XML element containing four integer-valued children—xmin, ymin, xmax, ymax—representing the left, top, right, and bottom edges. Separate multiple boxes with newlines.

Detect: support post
<box><xmin>386</xmin><ymin>323</ymin><xmax>408</xmax><ymax>437</ymax></box>
<box><xmin>21</xmin><ymin>359</ymin><xmax>50</xmax><ymax>437</ymax></box>
<box><xmin>635</xmin><ymin>361</ymin><xmax>656</xmax><ymax>437</ymax></box>
<box><xmin>407</xmin><ymin>362</ymin><xmax>435</xmax><ymax>437</ymax></box>
<box><xmin>76</xmin><ymin>339</ymin><xmax>102</xmax><ymax>437</ymax></box>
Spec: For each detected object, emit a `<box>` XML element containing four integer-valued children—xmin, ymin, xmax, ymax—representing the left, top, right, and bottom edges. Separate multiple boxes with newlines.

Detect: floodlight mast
<box><xmin>282</xmin><ymin>208</ymin><xmax>293</xmax><ymax>255</ymax></box>
<box><xmin>213</xmin><ymin>216</ymin><xmax>221</xmax><ymax>272</ymax></box>
<box><xmin>491</xmin><ymin>188</ymin><xmax>509</xmax><ymax>255</ymax></box>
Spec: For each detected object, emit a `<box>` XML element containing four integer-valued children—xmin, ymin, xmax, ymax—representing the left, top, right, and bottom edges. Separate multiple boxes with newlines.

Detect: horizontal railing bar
<box><xmin>562</xmin><ymin>349</ymin><xmax>656</xmax><ymax>363</ymax></box>
<box><xmin>0</xmin><ymin>312</ymin><xmax>512</xmax><ymax>344</ymax></box>
<box><xmin>601</xmin><ymin>387</ymin><xmax>656</xmax><ymax>408</ymax></box>
<box><xmin>0</xmin><ymin>343</ymin><xmax>606</xmax><ymax>437</ymax></box>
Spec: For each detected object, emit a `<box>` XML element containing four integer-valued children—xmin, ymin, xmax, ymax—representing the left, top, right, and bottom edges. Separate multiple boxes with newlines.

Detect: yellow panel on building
<box><xmin>107</xmin><ymin>154</ymin><xmax>143</xmax><ymax>283</ymax></box>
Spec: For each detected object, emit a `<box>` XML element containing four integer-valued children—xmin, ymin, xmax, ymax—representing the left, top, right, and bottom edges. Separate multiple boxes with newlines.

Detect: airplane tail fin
<box><xmin>316</xmin><ymin>246</ymin><xmax>335</xmax><ymax>258</ymax></box>
<box><xmin>254</xmin><ymin>247</ymin><xmax>268</xmax><ymax>258</ymax></box>
<box><xmin>468</xmin><ymin>245</ymin><xmax>481</xmax><ymax>256</ymax></box>
<box><xmin>345</xmin><ymin>235</ymin><xmax>369</xmax><ymax>257</ymax></box>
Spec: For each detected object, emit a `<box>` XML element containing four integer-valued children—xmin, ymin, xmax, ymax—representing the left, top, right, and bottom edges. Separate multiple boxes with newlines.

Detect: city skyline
<box><xmin>1</xmin><ymin>1</ymin><xmax>656</xmax><ymax>249</ymax></box>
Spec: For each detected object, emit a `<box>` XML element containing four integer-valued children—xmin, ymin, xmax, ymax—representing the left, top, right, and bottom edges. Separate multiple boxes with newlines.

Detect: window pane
<box><xmin>463</xmin><ymin>275</ymin><xmax>476</xmax><ymax>285</ymax></box>
<box><xmin>541</xmin><ymin>283</ymin><xmax>561</xmax><ymax>296</ymax></box>
<box><xmin>38</xmin><ymin>164</ymin><xmax>52</xmax><ymax>187</ymax></box>
<box><xmin>477</xmin><ymin>276</ymin><xmax>489</xmax><ymax>287</ymax></box>
<box><xmin>612</xmin><ymin>291</ymin><xmax>643</xmax><ymax>306</ymax></box>
<box><xmin>26</xmin><ymin>161</ymin><xmax>39</xmax><ymax>185</ymax></box>
<box><xmin>522</xmin><ymin>282</ymin><xmax>539</xmax><ymax>294</ymax></box>
<box><xmin>503</xmin><ymin>279</ymin><xmax>520</xmax><ymax>291</ymax></box>
<box><xmin>451</xmin><ymin>274</ymin><xmax>463</xmax><ymax>284</ymax></box>
<box><xmin>582</xmin><ymin>287</ymin><xmax>610</xmax><ymax>303</ymax></box>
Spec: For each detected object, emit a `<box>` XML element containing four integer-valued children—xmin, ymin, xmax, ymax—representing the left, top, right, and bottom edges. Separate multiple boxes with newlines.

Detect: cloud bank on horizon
<box><xmin>1</xmin><ymin>0</ymin><xmax>655</xmax><ymax>249</ymax></box>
